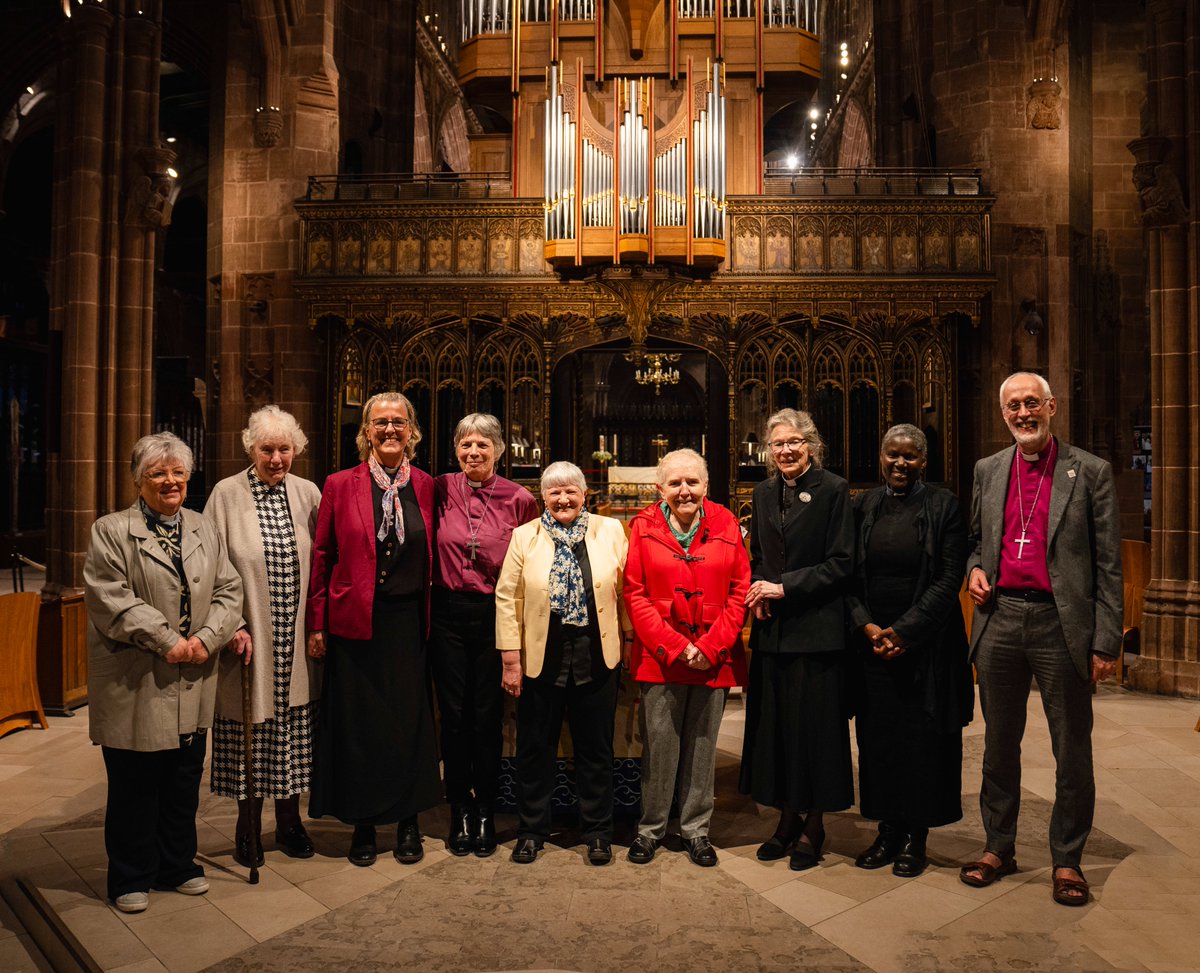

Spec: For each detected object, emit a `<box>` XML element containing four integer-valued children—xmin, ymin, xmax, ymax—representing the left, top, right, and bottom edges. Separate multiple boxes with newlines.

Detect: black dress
<box><xmin>850</xmin><ymin>484</ymin><xmax>972</xmax><ymax>830</ymax></box>
<box><xmin>309</xmin><ymin>481</ymin><xmax>441</xmax><ymax>825</ymax></box>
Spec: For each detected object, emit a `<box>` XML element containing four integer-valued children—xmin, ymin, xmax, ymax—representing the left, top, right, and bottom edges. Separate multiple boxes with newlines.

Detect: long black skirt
<box><xmin>739</xmin><ymin>651</ymin><xmax>854</xmax><ymax>812</ymax></box>
<box><xmin>855</xmin><ymin>651</ymin><xmax>963</xmax><ymax>828</ymax></box>
<box><xmin>309</xmin><ymin>596</ymin><xmax>441</xmax><ymax>825</ymax></box>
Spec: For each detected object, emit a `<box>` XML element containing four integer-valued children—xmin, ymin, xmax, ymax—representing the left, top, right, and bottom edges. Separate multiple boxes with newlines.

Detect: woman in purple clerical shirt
<box><xmin>432</xmin><ymin>413</ymin><xmax>539</xmax><ymax>857</ymax></box>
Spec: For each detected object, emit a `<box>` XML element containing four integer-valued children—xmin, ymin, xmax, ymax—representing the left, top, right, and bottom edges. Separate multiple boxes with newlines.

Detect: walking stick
<box><xmin>240</xmin><ymin>662</ymin><xmax>261</xmax><ymax>885</ymax></box>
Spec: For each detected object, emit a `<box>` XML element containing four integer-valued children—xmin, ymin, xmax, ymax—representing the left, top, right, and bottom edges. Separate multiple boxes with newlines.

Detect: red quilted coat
<box><xmin>623</xmin><ymin>499</ymin><xmax>750</xmax><ymax>687</ymax></box>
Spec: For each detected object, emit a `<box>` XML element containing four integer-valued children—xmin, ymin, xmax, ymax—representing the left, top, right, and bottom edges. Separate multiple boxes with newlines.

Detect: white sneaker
<box><xmin>175</xmin><ymin>876</ymin><xmax>209</xmax><ymax>895</ymax></box>
<box><xmin>114</xmin><ymin>892</ymin><xmax>149</xmax><ymax>913</ymax></box>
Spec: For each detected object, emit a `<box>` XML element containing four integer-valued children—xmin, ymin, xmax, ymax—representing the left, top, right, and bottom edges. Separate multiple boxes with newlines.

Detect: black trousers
<box><xmin>515</xmin><ymin>665</ymin><xmax>618</xmax><ymax>842</ymax></box>
<box><xmin>101</xmin><ymin>732</ymin><xmax>207</xmax><ymax>900</ymax></box>
<box><xmin>430</xmin><ymin>588</ymin><xmax>504</xmax><ymax>805</ymax></box>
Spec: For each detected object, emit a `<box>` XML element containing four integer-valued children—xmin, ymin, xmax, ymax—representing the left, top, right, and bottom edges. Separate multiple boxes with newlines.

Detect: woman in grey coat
<box><xmin>84</xmin><ymin>432</ymin><xmax>242</xmax><ymax>915</ymax></box>
<box><xmin>205</xmin><ymin>406</ymin><xmax>322</xmax><ymax>868</ymax></box>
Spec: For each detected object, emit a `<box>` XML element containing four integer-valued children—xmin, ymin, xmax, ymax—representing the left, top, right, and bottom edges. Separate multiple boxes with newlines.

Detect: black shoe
<box><xmin>788</xmin><ymin>829</ymin><xmax>825</xmax><ymax>871</ymax></box>
<box><xmin>395</xmin><ymin>820</ymin><xmax>424</xmax><ymax>864</ymax></box>
<box><xmin>473</xmin><ymin>805</ymin><xmax>497</xmax><ymax>858</ymax></box>
<box><xmin>756</xmin><ymin>832</ymin><xmax>797</xmax><ymax>862</ymax></box>
<box><xmin>348</xmin><ymin>825</ymin><xmax>377</xmax><ymax>866</ymax></box>
<box><xmin>627</xmin><ymin>835</ymin><xmax>657</xmax><ymax>864</ymax></box>
<box><xmin>511</xmin><ymin>838</ymin><xmax>542</xmax><ymax>864</ymax></box>
<box><xmin>447</xmin><ymin>802</ymin><xmax>474</xmax><ymax>857</ymax></box>
<box><xmin>234</xmin><ymin>830</ymin><xmax>264</xmax><ymax>868</ymax></box>
<box><xmin>685</xmin><ymin>836</ymin><xmax>718</xmax><ymax>867</ymax></box>
<box><xmin>274</xmin><ymin>822</ymin><xmax>315</xmax><ymax>859</ymax></box>
<box><xmin>855</xmin><ymin>825</ymin><xmax>903</xmax><ymax>870</ymax></box>
<box><xmin>586</xmin><ymin>838</ymin><xmax>613</xmax><ymax>865</ymax></box>
<box><xmin>891</xmin><ymin>832</ymin><xmax>927</xmax><ymax>878</ymax></box>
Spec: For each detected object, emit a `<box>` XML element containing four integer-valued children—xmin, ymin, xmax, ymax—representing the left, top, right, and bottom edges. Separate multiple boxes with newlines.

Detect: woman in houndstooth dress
<box><xmin>205</xmin><ymin>406</ymin><xmax>323</xmax><ymax>866</ymax></box>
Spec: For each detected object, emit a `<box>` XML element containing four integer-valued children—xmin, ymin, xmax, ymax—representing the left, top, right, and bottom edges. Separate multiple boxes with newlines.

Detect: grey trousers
<box><xmin>637</xmin><ymin>683</ymin><xmax>727</xmax><ymax>841</ymax></box>
<box><xmin>974</xmin><ymin>595</ymin><xmax>1095</xmax><ymax>868</ymax></box>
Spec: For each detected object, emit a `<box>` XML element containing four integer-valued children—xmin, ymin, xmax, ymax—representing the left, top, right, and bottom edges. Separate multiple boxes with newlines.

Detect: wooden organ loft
<box><xmin>294</xmin><ymin>0</ymin><xmax>996</xmax><ymax>509</ymax></box>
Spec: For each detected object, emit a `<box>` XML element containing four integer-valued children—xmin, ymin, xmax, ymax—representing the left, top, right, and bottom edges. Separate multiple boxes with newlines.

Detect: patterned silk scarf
<box><xmin>541</xmin><ymin>508</ymin><xmax>589</xmax><ymax>627</ymax></box>
<box><xmin>139</xmin><ymin>498</ymin><xmax>191</xmax><ymax>637</ymax></box>
<box><xmin>368</xmin><ymin>453</ymin><xmax>412</xmax><ymax>544</ymax></box>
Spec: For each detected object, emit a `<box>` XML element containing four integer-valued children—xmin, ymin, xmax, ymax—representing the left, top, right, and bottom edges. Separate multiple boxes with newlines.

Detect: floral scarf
<box><xmin>368</xmin><ymin>453</ymin><xmax>412</xmax><ymax>544</ymax></box>
<box><xmin>541</xmin><ymin>508</ymin><xmax>589</xmax><ymax>627</ymax></box>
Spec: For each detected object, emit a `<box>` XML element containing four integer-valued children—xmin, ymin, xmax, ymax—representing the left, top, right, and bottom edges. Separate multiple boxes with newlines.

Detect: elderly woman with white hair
<box><xmin>495</xmin><ymin>461</ymin><xmax>629</xmax><ymax>865</ymax></box>
<box><xmin>204</xmin><ymin>405</ymin><xmax>323</xmax><ymax>868</ymax></box>
<box><xmin>622</xmin><ymin>448</ymin><xmax>750</xmax><ymax>867</ymax></box>
<box><xmin>740</xmin><ymin>409</ymin><xmax>855</xmax><ymax>872</ymax></box>
<box><xmin>84</xmin><ymin>432</ymin><xmax>242</xmax><ymax>914</ymax></box>
<box><xmin>432</xmin><ymin>413</ymin><xmax>538</xmax><ymax>857</ymax></box>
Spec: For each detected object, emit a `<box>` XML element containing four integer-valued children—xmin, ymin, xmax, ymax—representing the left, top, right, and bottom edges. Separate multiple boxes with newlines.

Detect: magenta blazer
<box><xmin>306</xmin><ymin>462</ymin><xmax>435</xmax><ymax>641</ymax></box>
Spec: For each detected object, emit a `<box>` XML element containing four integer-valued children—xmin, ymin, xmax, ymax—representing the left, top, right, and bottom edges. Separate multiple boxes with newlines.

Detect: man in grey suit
<box><xmin>959</xmin><ymin>371</ymin><xmax>1122</xmax><ymax>906</ymax></box>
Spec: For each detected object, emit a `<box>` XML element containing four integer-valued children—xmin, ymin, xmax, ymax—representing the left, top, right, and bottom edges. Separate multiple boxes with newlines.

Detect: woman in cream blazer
<box><xmin>495</xmin><ymin>461</ymin><xmax>629</xmax><ymax>866</ymax></box>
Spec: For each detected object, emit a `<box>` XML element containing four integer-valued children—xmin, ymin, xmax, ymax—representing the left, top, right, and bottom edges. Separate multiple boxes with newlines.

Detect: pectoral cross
<box><xmin>465</xmin><ymin>539</ymin><xmax>479</xmax><ymax>561</ymax></box>
<box><xmin>1013</xmin><ymin>532</ymin><xmax>1031</xmax><ymax>559</ymax></box>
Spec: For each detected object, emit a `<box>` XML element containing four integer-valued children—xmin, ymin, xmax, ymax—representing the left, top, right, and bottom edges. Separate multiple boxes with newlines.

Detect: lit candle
<box><xmin>599</xmin><ymin>434</ymin><xmax>606</xmax><ymax>452</ymax></box>
<box><xmin>612</xmin><ymin>433</ymin><xmax>618</xmax><ymax>455</ymax></box>
<box><xmin>701</xmin><ymin>434</ymin><xmax>706</xmax><ymax>454</ymax></box>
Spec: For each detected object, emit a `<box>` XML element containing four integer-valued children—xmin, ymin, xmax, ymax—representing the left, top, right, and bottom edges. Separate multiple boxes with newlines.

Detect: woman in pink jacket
<box><xmin>623</xmin><ymin>448</ymin><xmax>750</xmax><ymax>867</ymax></box>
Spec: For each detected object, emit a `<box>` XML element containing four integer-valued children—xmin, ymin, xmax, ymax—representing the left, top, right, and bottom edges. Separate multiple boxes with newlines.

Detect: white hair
<box><xmin>998</xmin><ymin>371</ymin><xmax>1052</xmax><ymax>407</ymax></box>
<box><xmin>453</xmin><ymin>413</ymin><xmax>506</xmax><ymax>457</ymax></box>
<box><xmin>656</xmin><ymin>448</ymin><xmax>708</xmax><ymax>484</ymax></box>
<box><xmin>242</xmin><ymin>405</ymin><xmax>308</xmax><ymax>456</ymax></box>
<box><xmin>540</xmin><ymin>461</ymin><xmax>587</xmax><ymax>494</ymax></box>
<box><xmin>130</xmin><ymin>432</ymin><xmax>193</xmax><ymax>484</ymax></box>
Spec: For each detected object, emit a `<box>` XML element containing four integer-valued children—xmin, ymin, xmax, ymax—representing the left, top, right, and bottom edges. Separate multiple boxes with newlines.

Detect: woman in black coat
<box><xmin>847</xmin><ymin>423</ymin><xmax>974</xmax><ymax>877</ymax></box>
<box><xmin>741</xmin><ymin>409</ymin><xmax>855</xmax><ymax>871</ymax></box>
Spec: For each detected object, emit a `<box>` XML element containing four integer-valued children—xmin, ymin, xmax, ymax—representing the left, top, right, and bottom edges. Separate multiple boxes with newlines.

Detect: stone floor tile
<box><xmin>761</xmin><ymin>876</ymin><xmax>859</xmax><ymax>924</ymax></box>
<box><xmin>295</xmin><ymin>859</ymin><xmax>394</xmax><ymax>909</ymax></box>
<box><xmin>203</xmin><ymin>866</ymin><xmax>328</xmax><ymax>941</ymax></box>
<box><xmin>126</xmin><ymin>903</ymin><xmax>255</xmax><ymax>973</ymax></box>
<box><xmin>52</xmin><ymin>895</ymin><xmax>155</xmax><ymax>970</ymax></box>
<box><xmin>43</xmin><ymin>826</ymin><xmax>106</xmax><ymax>869</ymax></box>
<box><xmin>0</xmin><ymin>931</ymin><xmax>52</xmax><ymax>973</ymax></box>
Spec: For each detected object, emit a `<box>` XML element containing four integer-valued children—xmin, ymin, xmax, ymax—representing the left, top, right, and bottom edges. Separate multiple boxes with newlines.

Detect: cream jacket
<box><xmin>84</xmin><ymin>504</ymin><xmax>243</xmax><ymax>751</ymax></box>
<box><xmin>495</xmin><ymin>514</ymin><xmax>629</xmax><ymax>678</ymax></box>
<box><xmin>204</xmin><ymin>470</ymin><xmax>322</xmax><ymax>725</ymax></box>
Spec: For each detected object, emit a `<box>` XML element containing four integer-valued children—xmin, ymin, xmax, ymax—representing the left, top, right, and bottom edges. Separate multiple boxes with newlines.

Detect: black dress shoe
<box><xmin>586</xmin><ymin>838</ymin><xmax>613</xmax><ymax>865</ymax></box>
<box><xmin>627</xmin><ymin>835</ymin><xmax>656</xmax><ymax>864</ymax></box>
<box><xmin>891</xmin><ymin>832</ymin><xmax>927</xmax><ymax>878</ymax></box>
<box><xmin>274</xmin><ymin>822</ymin><xmax>315</xmax><ymax>859</ymax></box>
<box><xmin>395</xmin><ymin>820</ymin><xmax>424</xmax><ymax>864</ymax></box>
<box><xmin>348</xmin><ymin>825</ymin><xmax>377</xmax><ymax>866</ymax></box>
<box><xmin>447</xmin><ymin>802</ymin><xmax>474</xmax><ymax>857</ymax></box>
<box><xmin>234</xmin><ymin>830</ymin><xmax>264</xmax><ymax>868</ymax></box>
<box><xmin>788</xmin><ymin>829</ymin><xmax>825</xmax><ymax>872</ymax></box>
<box><xmin>756</xmin><ymin>832</ymin><xmax>797</xmax><ymax>862</ymax></box>
<box><xmin>473</xmin><ymin>805</ymin><xmax>497</xmax><ymax>858</ymax></box>
<box><xmin>685</xmin><ymin>835</ymin><xmax>718</xmax><ymax>867</ymax></box>
<box><xmin>511</xmin><ymin>838</ymin><xmax>542</xmax><ymax>864</ymax></box>
<box><xmin>855</xmin><ymin>825</ymin><xmax>903</xmax><ymax>870</ymax></box>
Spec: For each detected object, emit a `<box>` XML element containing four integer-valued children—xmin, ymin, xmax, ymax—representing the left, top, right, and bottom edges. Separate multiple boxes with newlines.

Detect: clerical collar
<box><xmin>138</xmin><ymin>496</ymin><xmax>181</xmax><ymax>527</ymax></box>
<box><xmin>783</xmin><ymin>477</ymin><xmax>798</xmax><ymax>488</ymax></box>
<box><xmin>465</xmin><ymin>472</ymin><xmax>496</xmax><ymax>489</ymax></box>
<box><xmin>885</xmin><ymin>480</ymin><xmax>926</xmax><ymax>498</ymax></box>
<box><xmin>1019</xmin><ymin>437</ymin><xmax>1056</xmax><ymax>463</ymax></box>
<box><xmin>781</xmin><ymin>463</ymin><xmax>811</xmax><ymax>488</ymax></box>
<box><xmin>381</xmin><ymin>464</ymin><xmax>401</xmax><ymax>477</ymax></box>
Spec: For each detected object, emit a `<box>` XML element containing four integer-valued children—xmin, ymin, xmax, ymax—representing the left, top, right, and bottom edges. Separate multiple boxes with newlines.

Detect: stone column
<box><xmin>1127</xmin><ymin>0</ymin><xmax>1200</xmax><ymax>697</ymax></box>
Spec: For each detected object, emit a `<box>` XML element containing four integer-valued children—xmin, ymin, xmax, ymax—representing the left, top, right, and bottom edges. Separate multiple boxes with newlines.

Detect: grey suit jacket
<box><xmin>966</xmin><ymin>439</ymin><xmax>1123</xmax><ymax>679</ymax></box>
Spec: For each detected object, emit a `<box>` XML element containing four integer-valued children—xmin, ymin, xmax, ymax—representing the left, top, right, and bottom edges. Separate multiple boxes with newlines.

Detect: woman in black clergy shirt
<box><xmin>741</xmin><ymin>408</ymin><xmax>855</xmax><ymax>871</ymax></box>
<box><xmin>847</xmin><ymin>424</ymin><xmax>973</xmax><ymax>877</ymax></box>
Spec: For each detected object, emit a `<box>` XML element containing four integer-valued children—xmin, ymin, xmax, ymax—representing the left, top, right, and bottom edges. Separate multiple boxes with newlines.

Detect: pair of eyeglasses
<box><xmin>1002</xmin><ymin>397</ymin><xmax>1047</xmax><ymax>415</ymax></box>
<box><xmin>371</xmin><ymin>418</ymin><xmax>410</xmax><ymax>431</ymax></box>
<box><xmin>768</xmin><ymin>438</ymin><xmax>806</xmax><ymax>452</ymax></box>
<box><xmin>146</xmin><ymin>469</ymin><xmax>188</xmax><ymax>483</ymax></box>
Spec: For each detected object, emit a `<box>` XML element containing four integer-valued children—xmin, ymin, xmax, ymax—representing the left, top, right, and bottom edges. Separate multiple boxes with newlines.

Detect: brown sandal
<box><xmin>1052</xmin><ymin>868</ymin><xmax>1090</xmax><ymax>906</ymax></box>
<box><xmin>959</xmin><ymin>851</ymin><xmax>1018</xmax><ymax>888</ymax></box>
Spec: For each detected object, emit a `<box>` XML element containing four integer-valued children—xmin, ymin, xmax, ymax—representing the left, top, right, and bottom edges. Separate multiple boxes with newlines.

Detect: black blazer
<box><xmin>748</xmin><ymin>465</ymin><xmax>854</xmax><ymax>654</ymax></box>
<box><xmin>847</xmin><ymin>484</ymin><xmax>974</xmax><ymax>733</ymax></box>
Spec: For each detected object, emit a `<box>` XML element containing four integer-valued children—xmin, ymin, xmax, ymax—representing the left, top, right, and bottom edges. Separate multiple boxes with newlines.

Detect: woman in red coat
<box><xmin>305</xmin><ymin>391</ymin><xmax>440</xmax><ymax>867</ymax></box>
<box><xmin>623</xmin><ymin>448</ymin><xmax>750</xmax><ymax>867</ymax></box>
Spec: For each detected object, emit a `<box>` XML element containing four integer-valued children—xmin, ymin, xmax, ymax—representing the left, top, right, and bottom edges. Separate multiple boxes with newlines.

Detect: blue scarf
<box><xmin>541</xmin><ymin>508</ymin><xmax>589</xmax><ymax>627</ymax></box>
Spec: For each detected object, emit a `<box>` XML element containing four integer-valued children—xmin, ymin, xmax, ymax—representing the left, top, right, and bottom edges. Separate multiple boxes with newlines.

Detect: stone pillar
<box><xmin>1127</xmin><ymin>0</ymin><xmax>1200</xmax><ymax>697</ymax></box>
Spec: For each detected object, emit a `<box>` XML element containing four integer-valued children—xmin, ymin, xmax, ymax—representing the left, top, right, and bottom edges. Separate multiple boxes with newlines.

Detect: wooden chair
<box><xmin>1118</xmin><ymin>540</ymin><xmax>1151</xmax><ymax>684</ymax></box>
<box><xmin>0</xmin><ymin>592</ymin><xmax>48</xmax><ymax>738</ymax></box>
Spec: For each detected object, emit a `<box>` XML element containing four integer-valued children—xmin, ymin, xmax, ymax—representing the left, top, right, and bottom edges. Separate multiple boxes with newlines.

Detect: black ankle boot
<box><xmin>892</xmin><ymin>829</ymin><xmax>928</xmax><ymax>878</ymax></box>
<box><xmin>447</xmin><ymin>802</ymin><xmax>475</xmax><ymax>856</ymax></box>
<box><xmin>473</xmin><ymin>804</ymin><xmax>497</xmax><ymax>858</ymax></box>
<box><xmin>855</xmin><ymin>822</ymin><xmax>904</xmax><ymax>870</ymax></box>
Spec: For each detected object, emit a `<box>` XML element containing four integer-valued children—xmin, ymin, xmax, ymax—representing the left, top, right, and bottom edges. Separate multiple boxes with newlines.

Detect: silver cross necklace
<box><xmin>461</xmin><ymin>473</ymin><xmax>498</xmax><ymax>563</ymax></box>
<box><xmin>1014</xmin><ymin>440</ymin><xmax>1054</xmax><ymax>559</ymax></box>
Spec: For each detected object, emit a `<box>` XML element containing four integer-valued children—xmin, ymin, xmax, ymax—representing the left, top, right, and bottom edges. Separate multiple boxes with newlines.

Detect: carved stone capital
<box><xmin>124</xmin><ymin>144</ymin><xmax>177</xmax><ymax>228</ymax></box>
<box><xmin>1129</xmin><ymin>139</ymin><xmax>1189</xmax><ymax>227</ymax></box>
<box><xmin>1027</xmin><ymin>80</ymin><xmax>1062</xmax><ymax>130</ymax></box>
<box><xmin>253</xmin><ymin>106</ymin><xmax>283</xmax><ymax>148</ymax></box>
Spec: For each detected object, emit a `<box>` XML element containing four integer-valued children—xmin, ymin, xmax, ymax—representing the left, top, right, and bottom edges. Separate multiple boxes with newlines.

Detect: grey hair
<box><xmin>453</xmin><ymin>412</ymin><xmax>506</xmax><ymax>458</ymax></box>
<box><xmin>356</xmin><ymin>391</ymin><xmax>423</xmax><ymax>462</ymax></box>
<box><xmin>130</xmin><ymin>431</ymin><xmax>194</xmax><ymax>484</ymax></box>
<box><xmin>764</xmin><ymin>408</ymin><xmax>824</xmax><ymax>473</ymax></box>
<box><xmin>656</xmin><ymin>448</ymin><xmax>708</xmax><ymax>485</ymax></box>
<box><xmin>998</xmin><ymin>371</ymin><xmax>1053</xmax><ymax>407</ymax></box>
<box><xmin>242</xmin><ymin>405</ymin><xmax>308</xmax><ymax>456</ymax></box>
<box><xmin>540</xmin><ymin>460</ymin><xmax>588</xmax><ymax>495</ymax></box>
<box><xmin>881</xmin><ymin>423</ymin><xmax>928</xmax><ymax>458</ymax></box>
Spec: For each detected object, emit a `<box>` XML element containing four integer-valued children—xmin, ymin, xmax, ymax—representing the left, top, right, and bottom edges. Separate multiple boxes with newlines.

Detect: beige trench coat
<box><xmin>204</xmin><ymin>470</ymin><xmax>322</xmax><ymax>724</ymax></box>
<box><xmin>84</xmin><ymin>504</ymin><xmax>243</xmax><ymax>752</ymax></box>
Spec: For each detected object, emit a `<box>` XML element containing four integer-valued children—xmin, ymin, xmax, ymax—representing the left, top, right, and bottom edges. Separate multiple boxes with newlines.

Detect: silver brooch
<box><xmin>799</xmin><ymin>491</ymin><xmax>812</xmax><ymax>503</ymax></box>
